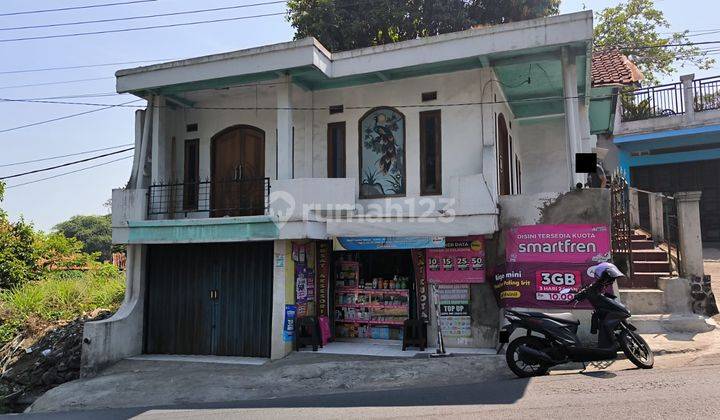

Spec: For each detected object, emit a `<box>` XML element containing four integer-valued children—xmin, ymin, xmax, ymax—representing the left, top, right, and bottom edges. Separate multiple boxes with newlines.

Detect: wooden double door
<box><xmin>211</xmin><ymin>125</ymin><xmax>266</xmax><ymax>217</ymax></box>
<box><xmin>144</xmin><ymin>242</ymin><xmax>273</xmax><ymax>357</ymax></box>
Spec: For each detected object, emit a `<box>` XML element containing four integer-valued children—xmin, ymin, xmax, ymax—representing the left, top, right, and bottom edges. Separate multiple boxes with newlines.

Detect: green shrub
<box><xmin>0</xmin><ymin>265</ymin><xmax>125</xmax><ymax>342</ymax></box>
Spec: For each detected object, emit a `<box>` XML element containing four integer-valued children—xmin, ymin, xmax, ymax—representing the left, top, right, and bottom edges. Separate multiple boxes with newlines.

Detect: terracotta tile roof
<box><xmin>591</xmin><ymin>49</ymin><xmax>644</xmax><ymax>87</ymax></box>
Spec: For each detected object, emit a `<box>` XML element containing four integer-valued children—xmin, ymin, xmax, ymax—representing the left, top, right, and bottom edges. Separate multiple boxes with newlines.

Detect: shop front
<box><xmin>286</xmin><ymin>236</ymin><xmax>500</xmax><ymax>355</ymax></box>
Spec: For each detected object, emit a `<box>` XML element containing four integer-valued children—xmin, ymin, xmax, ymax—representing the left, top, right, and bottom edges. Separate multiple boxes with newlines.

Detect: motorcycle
<box><xmin>499</xmin><ymin>262</ymin><xmax>654</xmax><ymax>378</ymax></box>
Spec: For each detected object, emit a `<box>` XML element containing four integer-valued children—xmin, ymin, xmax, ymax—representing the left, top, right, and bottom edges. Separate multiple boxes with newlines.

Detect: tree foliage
<box><xmin>54</xmin><ymin>215</ymin><xmax>113</xmax><ymax>262</ymax></box>
<box><xmin>594</xmin><ymin>0</ymin><xmax>714</xmax><ymax>85</ymax></box>
<box><xmin>287</xmin><ymin>0</ymin><xmax>560</xmax><ymax>52</ymax></box>
<box><xmin>0</xmin><ymin>182</ymin><xmax>42</xmax><ymax>289</ymax></box>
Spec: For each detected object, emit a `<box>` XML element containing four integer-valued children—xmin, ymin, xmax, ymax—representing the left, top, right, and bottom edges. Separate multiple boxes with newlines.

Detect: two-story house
<box><xmin>81</xmin><ymin>11</ymin><xmax>610</xmax><ymax>372</ymax></box>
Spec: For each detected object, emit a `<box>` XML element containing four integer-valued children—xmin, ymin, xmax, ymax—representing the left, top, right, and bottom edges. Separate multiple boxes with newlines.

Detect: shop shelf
<box><xmin>336</xmin><ymin>287</ymin><xmax>409</xmax><ymax>295</ymax></box>
<box><xmin>335</xmin><ymin>319</ymin><xmax>406</xmax><ymax>326</ymax></box>
<box><xmin>335</xmin><ymin>303</ymin><xmax>409</xmax><ymax>309</ymax></box>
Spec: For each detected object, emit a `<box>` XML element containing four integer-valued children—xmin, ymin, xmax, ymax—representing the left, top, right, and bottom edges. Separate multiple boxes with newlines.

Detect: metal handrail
<box><xmin>693</xmin><ymin>75</ymin><xmax>720</xmax><ymax>112</ymax></box>
<box><xmin>620</xmin><ymin>81</ymin><xmax>685</xmax><ymax>122</ymax></box>
<box><xmin>147</xmin><ymin>177</ymin><xmax>270</xmax><ymax>217</ymax></box>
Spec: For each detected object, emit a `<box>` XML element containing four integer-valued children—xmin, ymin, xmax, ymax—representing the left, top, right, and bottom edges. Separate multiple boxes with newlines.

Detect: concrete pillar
<box><xmin>675</xmin><ymin>191</ymin><xmax>704</xmax><ymax>278</ymax></box>
<box><xmin>648</xmin><ymin>193</ymin><xmax>665</xmax><ymax>241</ymax></box>
<box><xmin>680</xmin><ymin>73</ymin><xmax>695</xmax><ymax>122</ymax></box>
<box><xmin>561</xmin><ymin>47</ymin><xmax>582</xmax><ymax>189</ymax></box>
<box><xmin>151</xmin><ymin>96</ymin><xmax>169</xmax><ymax>184</ymax></box>
<box><xmin>271</xmin><ymin>240</ymin><xmax>293</xmax><ymax>360</ymax></box>
<box><xmin>277</xmin><ymin>76</ymin><xmax>294</xmax><ymax>180</ymax></box>
<box><xmin>629</xmin><ymin>188</ymin><xmax>640</xmax><ymax>228</ymax></box>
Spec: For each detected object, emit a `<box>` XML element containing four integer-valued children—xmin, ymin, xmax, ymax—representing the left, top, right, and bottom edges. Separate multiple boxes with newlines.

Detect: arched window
<box><xmin>358</xmin><ymin>107</ymin><xmax>406</xmax><ymax>198</ymax></box>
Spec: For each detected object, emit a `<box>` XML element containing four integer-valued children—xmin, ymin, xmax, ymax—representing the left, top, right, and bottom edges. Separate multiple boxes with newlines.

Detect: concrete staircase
<box><xmin>622</xmin><ymin>231</ymin><xmax>672</xmax><ymax>289</ymax></box>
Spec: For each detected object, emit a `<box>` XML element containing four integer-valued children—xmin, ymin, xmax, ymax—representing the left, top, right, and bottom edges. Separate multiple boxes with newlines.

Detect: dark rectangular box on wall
<box><xmin>575</xmin><ymin>153</ymin><xmax>597</xmax><ymax>173</ymax></box>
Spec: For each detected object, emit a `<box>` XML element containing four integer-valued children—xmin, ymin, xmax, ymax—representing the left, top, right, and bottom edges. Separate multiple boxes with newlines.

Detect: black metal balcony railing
<box><xmin>620</xmin><ymin>81</ymin><xmax>685</xmax><ymax>122</ymax></box>
<box><xmin>147</xmin><ymin>178</ymin><xmax>270</xmax><ymax>218</ymax></box>
<box><xmin>693</xmin><ymin>76</ymin><xmax>720</xmax><ymax>112</ymax></box>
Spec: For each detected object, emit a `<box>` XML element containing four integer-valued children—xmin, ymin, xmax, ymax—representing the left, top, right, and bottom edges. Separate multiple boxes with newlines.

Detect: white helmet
<box><xmin>587</xmin><ymin>262</ymin><xmax>625</xmax><ymax>279</ymax></box>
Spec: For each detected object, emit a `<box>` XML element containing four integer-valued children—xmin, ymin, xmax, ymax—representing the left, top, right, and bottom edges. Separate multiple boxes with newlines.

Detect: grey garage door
<box><xmin>144</xmin><ymin>242</ymin><xmax>273</xmax><ymax>357</ymax></box>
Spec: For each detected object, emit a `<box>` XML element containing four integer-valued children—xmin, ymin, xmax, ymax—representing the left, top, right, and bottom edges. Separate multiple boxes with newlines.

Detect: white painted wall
<box><xmin>516</xmin><ymin>117</ymin><xmax>571</xmax><ymax>194</ymax></box>
<box><xmin>160</xmin><ymin>68</ymin><xmax>514</xmax><ymax>215</ymax></box>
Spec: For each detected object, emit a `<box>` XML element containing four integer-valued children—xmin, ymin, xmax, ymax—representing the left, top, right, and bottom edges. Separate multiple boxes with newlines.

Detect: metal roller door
<box><xmin>144</xmin><ymin>242</ymin><xmax>273</xmax><ymax>357</ymax></box>
<box><xmin>632</xmin><ymin>159</ymin><xmax>720</xmax><ymax>242</ymax></box>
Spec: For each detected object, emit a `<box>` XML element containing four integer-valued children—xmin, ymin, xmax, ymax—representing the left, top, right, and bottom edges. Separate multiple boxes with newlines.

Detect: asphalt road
<box><xmin>10</xmin><ymin>352</ymin><xmax>720</xmax><ymax>420</ymax></box>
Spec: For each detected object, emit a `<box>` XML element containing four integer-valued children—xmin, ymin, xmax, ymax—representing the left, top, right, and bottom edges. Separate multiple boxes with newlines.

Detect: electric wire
<box><xmin>0</xmin><ymin>0</ymin><xmax>157</xmax><ymax>17</ymax></box>
<box><xmin>0</xmin><ymin>143</ymin><xmax>134</xmax><ymax>168</ymax></box>
<box><xmin>0</xmin><ymin>1</ymin><xmax>288</xmax><ymax>32</ymax></box>
<box><xmin>5</xmin><ymin>156</ymin><xmax>134</xmax><ymax>189</ymax></box>
<box><xmin>0</xmin><ymin>147</ymin><xmax>135</xmax><ymax>180</ymax></box>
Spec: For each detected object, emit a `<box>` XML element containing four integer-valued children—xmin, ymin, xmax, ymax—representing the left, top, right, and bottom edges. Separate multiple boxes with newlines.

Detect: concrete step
<box><xmin>619</xmin><ymin>273</ymin><xmax>660</xmax><ymax>289</ymax></box>
<box><xmin>629</xmin><ymin>314</ymin><xmax>718</xmax><ymax>334</ymax></box>
<box><xmin>631</xmin><ymin>249</ymin><xmax>669</xmax><ymax>261</ymax></box>
<box><xmin>631</xmin><ymin>240</ymin><xmax>655</xmax><ymax>250</ymax></box>
<box><xmin>633</xmin><ymin>261</ymin><xmax>670</xmax><ymax>273</ymax></box>
<box><xmin>619</xmin><ymin>288</ymin><xmax>665</xmax><ymax>314</ymax></box>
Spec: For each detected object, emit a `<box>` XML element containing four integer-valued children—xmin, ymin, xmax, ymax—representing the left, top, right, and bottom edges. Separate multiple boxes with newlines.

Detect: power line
<box><xmin>2</xmin><ymin>93</ymin><xmax>123</xmax><ymax>101</ymax></box>
<box><xmin>0</xmin><ymin>99</ymin><xmax>143</xmax><ymax>134</ymax></box>
<box><xmin>0</xmin><ymin>1</ymin><xmax>287</xmax><ymax>32</ymax></box>
<box><xmin>0</xmin><ymin>76</ymin><xmax>114</xmax><ymax>90</ymax></box>
<box><xmin>0</xmin><ymin>0</ymin><xmax>157</xmax><ymax>17</ymax></box>
<box><xmin>0</xmin><ymin>11</ymin><xmax>287</xmax><ymax>43</ymax></box>
<box><xmin>0</xmin><ymin>143</ymin><xmax>134</xmax><ymax>168</ymax></box>
<box><xmin>1</xmin><ymin>147</ymin><xmax>135</xmax><ymax>180</ymax></box>
<box><xmin>5</xmin><ymin>156</ymin><xmax>133</xmax><ymax>189</ymax></box>
<box><xmin>0</xmin><ymin>59</ymin><xmax>178</xmax><ymax>75</ymax></box>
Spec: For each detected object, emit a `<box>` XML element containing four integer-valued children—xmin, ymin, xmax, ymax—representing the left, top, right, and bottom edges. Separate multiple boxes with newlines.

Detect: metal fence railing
<box><xmin>693</xmin><ymin>76</ymin><xmax>720</xmax><ymax>112</ymax></box>
<box><xmin>620</xmin><ymin>82</ymin><xmax>685</xmax><ymax>122</ymax></box>
<box><xmin>147</xmin><ymin>177</ymin><xmax>270</xmax><ymax>218</ymax></box>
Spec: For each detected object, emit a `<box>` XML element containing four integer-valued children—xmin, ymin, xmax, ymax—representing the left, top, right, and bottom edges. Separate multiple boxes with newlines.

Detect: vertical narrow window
<box><xmin>183</xmin><ymin>139</ymin><xmax>199</xmax><ymax>210</ymax></box>
<box><xmin>327</xmin><ymin>122</ymin><xmax>346</xmax><ymax>178</ymax></box>
<box><xmin>509</xmin><ymin>136</ymin><xmax>514</xmax><ymax>195</ymax></box>
<box><xmin>497</xmin><ymin>114</ymin><xmax>510</xmax><ymax>196</ymax></box>
<box><xmin>419</xmin><ymin>110</ymin><xmax>442</xmax><ymax>195</ymax></box>
<box><xmin>516</xmin><ymin>156</ymin><xmax>522</xmax><ymax>194</ymax></box>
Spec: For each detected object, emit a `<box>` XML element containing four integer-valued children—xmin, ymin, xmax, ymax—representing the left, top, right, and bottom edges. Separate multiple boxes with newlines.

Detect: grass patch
<box><xmin>0</xmin><ymin>264</ymin><xmax>125</xmax><ymax>343</ymax></box>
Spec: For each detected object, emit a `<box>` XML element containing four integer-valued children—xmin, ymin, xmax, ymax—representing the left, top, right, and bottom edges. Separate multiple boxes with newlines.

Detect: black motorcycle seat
<box><xmin>521</xmin><ymin>311</ymin><xmax>580</xmax><ymax>325</ymax></box>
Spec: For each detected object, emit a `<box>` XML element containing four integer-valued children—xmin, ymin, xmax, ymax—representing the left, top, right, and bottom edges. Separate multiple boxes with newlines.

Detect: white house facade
<box><xmin>81</xmin><ymin>11</ymin><xmax>609</xmax><ymax>372</ymax></box>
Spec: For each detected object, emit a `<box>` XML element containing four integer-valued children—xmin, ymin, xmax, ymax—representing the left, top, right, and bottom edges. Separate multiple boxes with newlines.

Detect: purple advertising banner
<box><xmin>492</xmin><ymin>262</ymin><xmax>598</xmax><ymax>309</ymax></box>
<box><xmin>506</xmin><ymin>224</ymin><xmax>611</xmax><ymax>264</ymax></box>
<box><xmin>492</xmin><ymin>224</ymin><xmax>613</xmax><ymax>309</ymax></box>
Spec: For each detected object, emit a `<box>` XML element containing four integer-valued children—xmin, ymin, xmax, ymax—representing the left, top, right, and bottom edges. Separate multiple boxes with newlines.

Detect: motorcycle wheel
<box><xmin>619</xmin><ymin>330</ymin><xmax>654</xmax><ymax>369</ymax></box>
<box><xmin>505</xmin><ymin>336</ymin><xmax>551</xmax><ymax>378</ymax></box>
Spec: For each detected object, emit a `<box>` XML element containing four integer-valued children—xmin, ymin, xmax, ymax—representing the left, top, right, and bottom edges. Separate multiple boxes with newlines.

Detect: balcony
<box><xmin>147</xmin><ymin>178</ymin><xmax>270</xmax><ymax>219</ymax></box>
<box><xmin>617</xmin><ymin>75</ymin><xmax>720</xmax><ymax>137</ymax></box>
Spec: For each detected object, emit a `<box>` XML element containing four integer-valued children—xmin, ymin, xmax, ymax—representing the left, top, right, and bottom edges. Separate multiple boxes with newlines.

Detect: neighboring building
<box><xmin>588</xmin><ymin>49</ymin><xmax>643</xmax><ymax>173</ymax></box>
<box><xmin>81</xmin><ymin>11</ymin><xmax>613</xmax><ymax>372</ymax></box>
<box><xmin>613</xmin><ymin>73</ymin><xmax>720</xmax><ymax>242</ymax></box>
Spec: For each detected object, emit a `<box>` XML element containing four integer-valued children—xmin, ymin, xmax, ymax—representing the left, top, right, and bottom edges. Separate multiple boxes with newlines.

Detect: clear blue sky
<box><xmin>1</xmin><ymin>0</ymin><xmax>717</xmax><ymax>230</ymax></box>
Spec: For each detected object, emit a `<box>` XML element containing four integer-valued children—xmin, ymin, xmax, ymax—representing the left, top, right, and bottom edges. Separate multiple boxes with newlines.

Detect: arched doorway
<box><xmin>211</xmin><ymin>125</ymin><xmax>265</xmax><ymax>217</ymax></box>
<box><xmin>497</xmin><ymin>114</ymin><xmax>511</xmax><ymax>196</ymax></box>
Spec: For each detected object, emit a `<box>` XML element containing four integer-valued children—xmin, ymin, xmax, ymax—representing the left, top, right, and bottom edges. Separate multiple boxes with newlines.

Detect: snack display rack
<box><xmin>334</xmin><ymin>261</ymin><xmax>409</xmax><ymax>340</ymax></box>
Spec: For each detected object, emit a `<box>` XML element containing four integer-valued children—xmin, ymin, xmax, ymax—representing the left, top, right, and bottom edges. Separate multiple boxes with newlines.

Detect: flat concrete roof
<box><xmin>116</xmin><ymin>11</ymin><xmax>593</xmax><ymax>94</ymax></box>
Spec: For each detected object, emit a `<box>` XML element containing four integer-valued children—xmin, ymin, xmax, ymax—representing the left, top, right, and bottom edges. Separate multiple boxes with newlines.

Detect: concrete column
<box><xmin>271</xmin><ymin>240</ymin><xmax>293</xmax><ymax>360</ymax></box>
<box><xmin>680</xmin><ymin>73</ymin><xmax>695</xmax><ymax>123</ymax></box>
<box><xmin>648</xmin><ymin>193</ymin><xmax>665</xmax><ymax>241</ymax></box>
<box><xmin>151</xmin><ymin>96</ymin><xmax>169</xmax><ymax>184</ymax></box>
<box><xmin>277</xmin><ymin>76</ymin><xmax>294</xmax><ymax>180</ymax></box>
<box><xmin>561</xmin><ymin>47</ymin><xmax>582</xmax><ymax>189</ymax></box>
<box><xmin>675</xmin><ymin>191</ymin><xmax>704</xmax><ymax>278</ymax></box>
<box><xmin>629</xmin><ymin>188</ymin><xmax>640</xmax><ymax>228</ymax></box>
